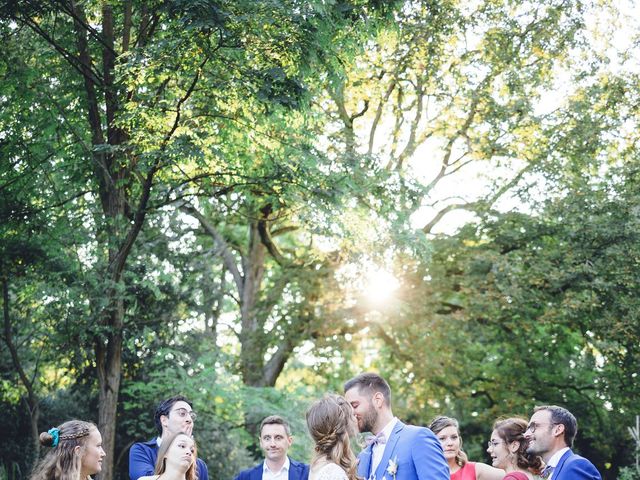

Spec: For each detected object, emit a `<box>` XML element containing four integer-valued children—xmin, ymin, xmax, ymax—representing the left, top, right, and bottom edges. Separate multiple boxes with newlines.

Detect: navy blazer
<box><xmin>357</xmin><ymin>421</ymin><xmax>449</xmax><ymax>480</ymax></box>
<box><xmin>129</xmin><ymin>438</ymin><xmax>209</xmax><ymax>480</ymax></box>
<box><xmin>553</xmin><ymin>449</ymin><xmax>601</xmax><ymax>480</ymax></box>
<box><xmin>234</xmin><ymin>458</ymin><xmax>309</xmax><ymax>480</ymax></box>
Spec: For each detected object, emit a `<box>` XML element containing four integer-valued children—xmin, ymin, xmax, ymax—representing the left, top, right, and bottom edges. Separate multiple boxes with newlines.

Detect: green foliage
<box><xmin>618</xmin><ymin>467</ymin><xmax>640</xmax><ymax>480</ymax></box>
<box><xmin>2</xmin><ymin>1</ymin><xmax>639</xmax><ymax>480</ymax></box>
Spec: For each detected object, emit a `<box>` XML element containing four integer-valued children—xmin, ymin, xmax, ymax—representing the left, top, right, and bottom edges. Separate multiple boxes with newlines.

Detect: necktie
<box><xmin>541</xmin><ymin>465</ymin><xmax>554</xmax><ymax>479</ymax></box>
<box><xmin>365</xmin><ymin>432</ymin><xmax>387</xmax><ymax>447</ymax></box>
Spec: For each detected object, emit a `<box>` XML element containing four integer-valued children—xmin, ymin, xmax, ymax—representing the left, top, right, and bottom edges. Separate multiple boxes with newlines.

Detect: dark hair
<box><xmin>343</xmin><ymin>373</ymin><xmax>391</xmax><ymax>407</ymax></box>
<box><xmin>259</xmin><ymin>415</ymin><xmax>291</xmax><ymax>437</ymax></box>
<box><xmin>155</xmin><ymin>395</ymin><xmax>192</xmax><ymax>435</ymax></box>
<box><xmin>533</xmin><ymin>405</ymin><xmax>577</xmax><ymax>447</ymax></box>
<box><xmin>428</xmin><ymin>416</ymin><xmax>468</xmax><ymax>467</ymax></box>
<box><xmin>29</xmin><ymin>420</ymin><xmax>97</xmax><ymax>480</ymax></box>
<box><xmin>154</xmin><ymin>432</ymin><xmax>197</xmax><ymax>480</ymax></box>
<box><xmin>306</xmin><ymin>394</ymin><xmax>359</xmax><ymax>480</ymax></box>
<box><xmin>493</xmin><ymin>417</ymin><xmax>542</xmax><ymax>473</ymax></box>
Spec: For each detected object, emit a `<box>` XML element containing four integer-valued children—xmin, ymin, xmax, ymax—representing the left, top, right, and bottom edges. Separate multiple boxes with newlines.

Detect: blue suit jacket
<box><xmin>357</xmin><ymin>421</ymin><xmax>449</xmax><ymax>480</ymax></box>
<box><xmin>553</xmin><ymin>449</ymin><xmax>601</xmax><ymax>480</ymax></box>
<box><xmin>234</xmin><ymin>458</ymin><xmax>309</xmax><ymax>480</ymax></box>
<box><xmin>129</xmin><ymin>439</ymin><xmax>209</xmax><ymax>480</ymax></box>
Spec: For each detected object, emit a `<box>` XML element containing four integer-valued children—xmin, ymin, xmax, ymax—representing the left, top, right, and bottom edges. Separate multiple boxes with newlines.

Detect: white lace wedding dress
<box><xmin>309</xmin><ymin>462</ymin><xmax>348</xmax><ymax>480</ymax></box>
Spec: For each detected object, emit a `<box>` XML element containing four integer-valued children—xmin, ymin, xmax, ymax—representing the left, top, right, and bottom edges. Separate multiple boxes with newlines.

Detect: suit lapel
<box><xmin>553</xmin><ymin>449</ymin><xmax>573</xmax><ymax>478</ymax></box>
<box><xmin>252</xmin><ymin>463</ymin><xmax>264</xmax><ymax>480</ymax></box>
<box><xmin>358</xmin><ymin>445</ymin><xmax>373</xmax><ymax>479</ymax></box>
<box><xmin>374</xmin><ymin>421</ymin><xmax>404</xmax><ymax>480</ymax></box>
<box><xmin>289</xmin><ymin>460</ymin><xmax>302</xmax><ymax>480</ymax></box>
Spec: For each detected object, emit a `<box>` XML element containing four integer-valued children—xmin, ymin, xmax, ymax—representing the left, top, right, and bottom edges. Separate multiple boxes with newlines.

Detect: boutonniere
<box><xmin>386</xmin><ymin>456</ymin><xmax>398</xmax><ymax>480</ymax></box>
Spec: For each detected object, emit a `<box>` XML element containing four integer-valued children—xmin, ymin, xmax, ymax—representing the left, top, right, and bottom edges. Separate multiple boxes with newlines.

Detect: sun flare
<box><xmin>364</xmin><ymin>268</ymin><xmax>400</xmax><ymax>305</ymax></box>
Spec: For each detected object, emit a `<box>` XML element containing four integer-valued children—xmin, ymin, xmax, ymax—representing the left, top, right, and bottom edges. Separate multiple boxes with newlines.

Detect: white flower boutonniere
<box><xmin>386</xmin><ymin>456</ymin><xmax>398</xmax><ymax>480</ymax></box>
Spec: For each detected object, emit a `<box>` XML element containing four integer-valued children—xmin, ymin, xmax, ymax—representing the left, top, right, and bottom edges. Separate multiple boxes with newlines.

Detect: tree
<box><xmin>1</xmin><ymin>1</ymin><xmax>406</xmax><ymax>476</ymax></box>
<box><xmin>368</xmin><ymin>69</ymin><xmax>640</xmax><ymax>476</ymax></box>
<box><xmin>0</xmin><ymin>1</ymin><xmax>387</xmax><ymax>477</ymax></box>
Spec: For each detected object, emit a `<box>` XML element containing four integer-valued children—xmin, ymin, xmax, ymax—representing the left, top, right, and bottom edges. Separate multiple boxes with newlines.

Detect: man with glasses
<box><xmin>524</xmin><ymin>405</ymin><xmax>601</xmax><ymax>480</ymax></box>
<box><xmin>129</xmin><ymin>395</ymin><xmax>209</xmax><ymax>480</ymax></box>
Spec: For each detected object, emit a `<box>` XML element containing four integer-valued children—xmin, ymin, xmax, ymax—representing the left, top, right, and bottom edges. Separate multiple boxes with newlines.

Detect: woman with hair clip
<box><xmin>429</xmin><ymin>416</ymin><xmax>504</xmax><ymax>480</ymax></box>
<box><xmin>138</xmin><ymin>432</ymin><xmax>197</xmax><ymax>480</ymax></box>
<box><xmin>487</xmin><ymin>418</ymin><xmax>542</xmax><ymax>480</ymax></box>
<box><xmin>29</xmin><ymin>420</ymin><xmax>105</xmax><ymax>480</ymax></box>
<box><xmin>306</xmin><ymin>394</ymin><xmax>360</xmax><ymax>480</ymax></box>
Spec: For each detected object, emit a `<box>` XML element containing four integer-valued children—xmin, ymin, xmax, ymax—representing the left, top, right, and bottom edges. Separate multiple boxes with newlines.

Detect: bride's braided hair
<box><xmin>307</xmin><ymin>394</ymin><xmax>360</xmax><ymax>480</ymax></box>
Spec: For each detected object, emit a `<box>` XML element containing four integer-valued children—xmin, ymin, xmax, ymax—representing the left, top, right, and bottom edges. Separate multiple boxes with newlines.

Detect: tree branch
<box><xmin>182</xmin><ymin>204</ymin><xmax>244</xmax><ymax>293</ymax></box>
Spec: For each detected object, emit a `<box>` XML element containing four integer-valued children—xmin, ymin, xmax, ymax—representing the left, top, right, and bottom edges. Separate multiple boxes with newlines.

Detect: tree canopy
<box><xmin>1</xmin><ymin>1</ymin><xmax>639</xmax><ymax>480</ymax></box>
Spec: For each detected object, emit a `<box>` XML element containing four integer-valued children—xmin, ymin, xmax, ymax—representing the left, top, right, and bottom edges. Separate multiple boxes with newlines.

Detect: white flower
<box><xmin>386</xmin><ymin>457</ymin><xmax>398</xmax><ymax>480</ymax></box>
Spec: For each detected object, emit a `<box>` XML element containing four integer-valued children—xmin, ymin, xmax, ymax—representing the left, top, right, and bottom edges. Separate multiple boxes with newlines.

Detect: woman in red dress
<box><xmin>487</xmin><ymin>418</ymin><xmax>543</xmax><ymax>480</ymax></box>
<box><xmin>429</xmin><ymin>416</ymin><xmax>504</xmax><ymax>480</ymax></box>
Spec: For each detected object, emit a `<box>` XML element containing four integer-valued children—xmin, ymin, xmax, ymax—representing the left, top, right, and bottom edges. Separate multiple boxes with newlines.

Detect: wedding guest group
<box><xmin>118</xmin><ymin>384</ymin><xmax>602</xmax><ymax>480</ymax></box>
<box><xmin>29</xmin><ymin>420</ymin><xmax>105</xmax><ymax>480</ymax></box>
<box><xmin>129</xmin><ymin>395</ymin><xmax>209</xmax><ymax>480</ymax></box>
<box><xmin>234</xmin><ymin>415</ymin><xmax>310</xmax><ymax>480</ymax></box>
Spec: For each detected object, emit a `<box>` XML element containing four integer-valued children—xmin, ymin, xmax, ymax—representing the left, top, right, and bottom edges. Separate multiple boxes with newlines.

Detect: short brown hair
<box><xmin>259</xmin><ymin>415</ymin><xmax>291</xmax><ymax>436</ymax></box>
<box><xmin>343</xmin><ymin>373</ymin><xmax>391</xmax><ymax>406</ymax></box>
<box><xmin>533</xmin><ymin>405</ymin><xmax>577</xmax><ymax>447</ymax></box>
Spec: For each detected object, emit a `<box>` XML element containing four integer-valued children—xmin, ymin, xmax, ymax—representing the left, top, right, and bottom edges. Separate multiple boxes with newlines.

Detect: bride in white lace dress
<box><xmin>306</xmin><ymin>394</ymin><xmax>360</xmax><ymax>480</ymax></box>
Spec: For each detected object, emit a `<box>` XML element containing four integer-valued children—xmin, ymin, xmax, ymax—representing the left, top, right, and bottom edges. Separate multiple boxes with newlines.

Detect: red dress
<box><xmin>450</xmin><ymin>462</ymin><xmax>476</xmax><ymax>480</ymax></box>
<box><xmin>503</xmin><ymin>473</ymin><xmax>528</xmax><ymax>480</ymax></box>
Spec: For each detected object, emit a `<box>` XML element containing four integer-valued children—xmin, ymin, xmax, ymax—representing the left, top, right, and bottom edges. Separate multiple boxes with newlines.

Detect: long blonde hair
<box><xmin>29</xmin><ymin>420</ymin><xmax>96</xmax><ymax>480</ymax></box>
<box><xmin>154</xmin><ymin>432</ymin><xmax>198</xmax><ymax>480</ymax></box>
<box><xmin>306</xmin><ymin>394</ymin><xmax>360</xmax><ymax>480</ymax></box>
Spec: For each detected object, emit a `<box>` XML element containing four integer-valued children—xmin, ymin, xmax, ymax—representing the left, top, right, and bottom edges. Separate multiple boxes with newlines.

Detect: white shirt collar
<box><xmin>156</xmin><ymin>437</ymin><xmax>162</xmax><ymax>447</ymax></box>
<box><xmin>546</xmin><ymin>447</ymin><xmax>570</xmax><ymax>467</ymax></box>
<box><xmin>377</xmin><ymin>417</ymin><xmax>398</xmax><ymax>438</ymax></box>
<box><xmin>263</xmin><ymin>457</ymin><xmax>290</xmax><ymax>474</ymax></box>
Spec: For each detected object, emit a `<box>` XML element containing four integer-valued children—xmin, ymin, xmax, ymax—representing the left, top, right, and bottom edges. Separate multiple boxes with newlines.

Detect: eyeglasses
<box><xmin>172</xmin><ymin>407</ymin><xmax>197</xmax><ymax>421</ymax></box>
<box><xmin>525</xmin><ymin>422</ymin><xmax>559</xmax><ymax>433</ymax></box>
<box><xmin>487</xmin><ymin>440</ymin><xmax>503</xmax><ymax>448</ymax></box>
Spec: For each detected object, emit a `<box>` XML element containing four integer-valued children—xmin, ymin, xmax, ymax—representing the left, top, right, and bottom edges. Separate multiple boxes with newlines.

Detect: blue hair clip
<box><xmin>48</xmin><ymin>428</ymin><xmax>60</xmax><ymax>447</ymax></box>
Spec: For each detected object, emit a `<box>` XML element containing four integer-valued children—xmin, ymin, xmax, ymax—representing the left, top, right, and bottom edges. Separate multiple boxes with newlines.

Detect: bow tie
<box><xmin>365</xmin><ymin>432</ymin><xmax>387</xmax><ymax>447</ymax></box>
<box><xmin>541</xmin><ymin>465</ymin><xmax>554</xmax><ymax>479</ymax></box>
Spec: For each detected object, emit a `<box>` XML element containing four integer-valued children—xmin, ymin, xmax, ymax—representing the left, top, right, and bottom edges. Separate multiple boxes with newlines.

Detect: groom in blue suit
<box><xmin>525</xmin><ymin>405</ymin><xmax>601</xmax><ymax>480</ymax></box>
<box><xmin>344</xmin><ymin>373</ymin><xmax>449</xmax><ymax>480</ymax></box>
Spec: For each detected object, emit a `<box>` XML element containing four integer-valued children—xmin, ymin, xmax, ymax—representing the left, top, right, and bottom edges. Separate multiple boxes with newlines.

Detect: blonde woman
<box><xmin>429</xmin><ymin>416</ymin><xmax>504</xmax><ymax>480</ymax></box>
<box><xmin>138</xmin><ymin>432</ymin><xmax>197</xmax><ymax>480</ymax></box>
<box><xmin>306</xmin><ymin>394</ymin><xmax>360</xmax><ymax>480</ymax></box>
<box><xmin>29</xmin><ymin>420</ymin><xmax>106</xmax><ymax>480</ymax></box>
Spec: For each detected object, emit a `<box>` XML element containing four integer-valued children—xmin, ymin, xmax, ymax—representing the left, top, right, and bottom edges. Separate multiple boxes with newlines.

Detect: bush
<box><xmin>618</xmin><ymin>467</ymin><xmax>640</xmax><ymax>480</ymax></box>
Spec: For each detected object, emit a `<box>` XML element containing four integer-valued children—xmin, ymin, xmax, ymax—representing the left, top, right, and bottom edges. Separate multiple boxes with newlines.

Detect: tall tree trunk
<box><xmin>94</xmin><ymin>293</ymin><xmax>123</xmax><ymax>480</ymax></box>
<box><xmin>239</xmin><ymin>221</ymin><xmax>268</xmax><ymax>386</ymax></box>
